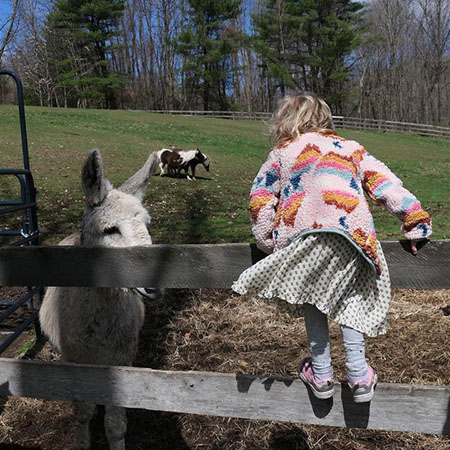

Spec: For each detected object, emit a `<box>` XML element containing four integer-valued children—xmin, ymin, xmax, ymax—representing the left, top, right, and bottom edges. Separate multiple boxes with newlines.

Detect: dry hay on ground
<box><xmin>0</xmin><ymin>289</ymin><xmax>449</xmax><ymax>450</ymax></box>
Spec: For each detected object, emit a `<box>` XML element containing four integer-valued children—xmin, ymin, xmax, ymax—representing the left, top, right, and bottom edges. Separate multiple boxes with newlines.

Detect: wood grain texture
<box><xmin>0</xmin><ymin>358</ymin><xmax>449</xmax><ymax>435</ymax></box>
<box><xmin>0</xmin><ymin>240</ymin><xmax>449</xmax><ymax>289</ymax></box>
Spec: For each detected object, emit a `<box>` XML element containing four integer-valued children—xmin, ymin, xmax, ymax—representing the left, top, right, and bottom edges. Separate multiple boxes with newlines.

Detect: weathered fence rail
<box><xmin>144</xmin><ymin>110</ymin><xmax>450</xmax><ymax>139</ymax></box>
<box><xmin>0</xmin><ymin>240</ymin><xmax>449</xmax><ymax>436</ymax></box>
<box><xmin>1</xmin><ymin>357</ymin><xmax>449</xmax><ymax>436</ymax></box>
<box><xmin>1</xmin><ymin>240</ymin><xmax>449</xmax><ymax>289</ymax></box>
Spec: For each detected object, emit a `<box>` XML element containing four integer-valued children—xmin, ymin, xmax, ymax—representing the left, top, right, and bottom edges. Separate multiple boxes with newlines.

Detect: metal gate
<box><xmin>0</xmin><ymin>69</ymin><xmax>42</xmax><ymax>354</ymax></box>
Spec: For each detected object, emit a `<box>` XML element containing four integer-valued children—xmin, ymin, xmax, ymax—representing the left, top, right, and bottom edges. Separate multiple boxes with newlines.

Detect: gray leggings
<box><xmin>304</xmin><ymin>303</ymin><xmax>368</xmax><ymax>379</ymax></box>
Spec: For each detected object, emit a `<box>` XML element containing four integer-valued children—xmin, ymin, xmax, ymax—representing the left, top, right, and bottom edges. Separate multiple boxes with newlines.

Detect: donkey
<box><xmin>39</xmin><ymin>149</ymin><xmax>158</xmax><ymax>450</ymax></box>
<box><xmin>177</xmin><ymin>148</ymin><xmax>211</xmax><ymax>180</ymax></box>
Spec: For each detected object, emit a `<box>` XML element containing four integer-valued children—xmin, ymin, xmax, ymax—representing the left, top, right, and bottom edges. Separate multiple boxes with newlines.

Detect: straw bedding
<box><xmin>0</xmin><ymin>288</ymin><xmax>449</xmax><ymax>449</ymax></box>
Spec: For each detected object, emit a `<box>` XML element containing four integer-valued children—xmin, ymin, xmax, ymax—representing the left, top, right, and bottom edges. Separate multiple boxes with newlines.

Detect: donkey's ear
<box><xmin>119</xmin><ymin>151</ymin><xmax>158</xmax><ymax>200</ymax></box>
<box><xmin>82</xmin><ymin>149</ymin><xmax>111</xmax><ymax>207</ymax></box>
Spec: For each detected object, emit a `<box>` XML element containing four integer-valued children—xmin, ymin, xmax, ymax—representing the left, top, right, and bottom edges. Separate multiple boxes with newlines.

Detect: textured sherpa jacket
<box><xmin>250</xmin><ymin>132</ymin><xmax>432</xmax><ymax>274</ymax></box>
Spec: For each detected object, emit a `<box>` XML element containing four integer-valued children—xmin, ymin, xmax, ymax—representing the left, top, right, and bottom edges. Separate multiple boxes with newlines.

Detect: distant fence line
<box><xmin>145</xmin><ymin>110</ymin><xmax>450</xmax><ymax>139</ymax></box>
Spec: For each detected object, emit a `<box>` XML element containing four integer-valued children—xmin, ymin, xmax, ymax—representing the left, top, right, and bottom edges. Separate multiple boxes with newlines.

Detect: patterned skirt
<box><xmin>232</xmin><ymin>232</ymin><xmax>391</xmax><ymax>337</ymax></box>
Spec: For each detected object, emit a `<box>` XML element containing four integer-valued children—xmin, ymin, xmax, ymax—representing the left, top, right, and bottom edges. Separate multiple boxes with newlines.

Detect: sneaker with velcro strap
<box><xmin>298</xmin><ymin>357</ymin><xmax>334</xmax><ymax>400</ymax></box>
<box><xmin>348</xmin><ymin>365</ymin><xmax>378</xmax><ymax>403</ymax></box>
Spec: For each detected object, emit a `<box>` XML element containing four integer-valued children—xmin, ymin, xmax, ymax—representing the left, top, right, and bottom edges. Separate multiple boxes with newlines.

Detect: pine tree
<box><xmin>48</xmin><ymin>0</ymin><xmax>126</xmax><ymax>108</ymax></box>
<box><xmin>253</xmin><ymin>0</ymin><xmax>364</xmax><ymax>110</ymax></box>
<box><xmin>178</xmin><ymin>0</ymin><xmax>243</xmax><ymax>110</ymax></box>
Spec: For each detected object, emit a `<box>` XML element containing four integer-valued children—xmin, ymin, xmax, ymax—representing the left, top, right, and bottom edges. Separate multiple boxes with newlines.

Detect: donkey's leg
<box><xmin>105</xmin><ymin>405</ymin><xmax>127</xmax><ymax>450</ymax></box>
<box><xmin>74</xmin><ymin>401</ymin><xmax>96</xmax><ymax>450</ymax></box>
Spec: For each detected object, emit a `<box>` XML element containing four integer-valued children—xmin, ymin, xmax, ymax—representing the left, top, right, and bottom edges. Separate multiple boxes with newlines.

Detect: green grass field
<box><xmin>1</xmin><ymin>105</ymin><xmax>449</xmax><ymax>244</ymax></box>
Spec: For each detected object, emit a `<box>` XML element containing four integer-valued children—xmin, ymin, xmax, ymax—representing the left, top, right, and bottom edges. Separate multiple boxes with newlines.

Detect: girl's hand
<box><xmin>411</xmin><ymin>240</ymin><xmax>418</xmax><ymax>255</ymax></box>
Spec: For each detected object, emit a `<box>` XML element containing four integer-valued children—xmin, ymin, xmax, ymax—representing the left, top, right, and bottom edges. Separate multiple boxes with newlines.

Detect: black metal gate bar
<box><xmin>1</xmin><ymin>70</ymin><xmax>32</xmax><ymax>170</ymax></box>
<box><xmin>0</xmin><ymin>287</ymin><xmax>41</xmax><ymax>321</ymax></box>
<box><xmin>0</xmin><ymin>69</ymin><xmax>42</xmax><ymax>354</ymax></box>
<box><xmin>0</xmin><ymin>310</ymin><xmax>40</xmax><ymax>355</ymax></box>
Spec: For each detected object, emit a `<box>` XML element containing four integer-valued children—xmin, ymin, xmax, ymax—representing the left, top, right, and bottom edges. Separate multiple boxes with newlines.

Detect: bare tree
<box><xmin>357</xmin><ymin>0</ymin><xmax>415</xmax><ymax>121</ymax></box>
<box><xmin>0</xmin><ymin>0</ymin><xmax>20</xmax><ymax>63</ymax></box>
<box><xmin>356</xmin><ymin>0</ymin><xmax>450</xmax><ymax>124</ymax></box>
<box><xmin>414</xmin><ymin>0</ymin><xmax>450</xmax><ymax>123</ymax></box>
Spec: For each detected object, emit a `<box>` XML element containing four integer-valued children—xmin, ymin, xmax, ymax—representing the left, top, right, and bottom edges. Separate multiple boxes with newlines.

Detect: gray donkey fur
<box><xmin>39</xmin><ymin>149</ymin><xmax>158</xmax><ymax>450</ymax></box>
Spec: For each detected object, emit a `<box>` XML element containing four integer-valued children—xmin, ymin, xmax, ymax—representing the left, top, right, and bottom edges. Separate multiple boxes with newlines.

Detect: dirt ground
<box><xmin>0</xmin><ymin>288</ymin><xmax>449</xmax><ymax>450</ymax></box>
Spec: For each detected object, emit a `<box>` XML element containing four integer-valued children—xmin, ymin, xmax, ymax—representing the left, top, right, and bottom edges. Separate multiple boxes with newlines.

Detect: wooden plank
<box><xmin>0</xmin><ymin>240</ymin><xmax>449</xmax><ymax>289</ymax></box>
<box><xmin>0</xmin><ymin>358</ymin><xmax>448</xmax><ymax>435</ymax></box>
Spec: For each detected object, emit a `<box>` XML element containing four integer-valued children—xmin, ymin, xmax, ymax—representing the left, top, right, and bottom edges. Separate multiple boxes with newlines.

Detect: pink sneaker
<box><xmin>348</xmin><ymin>365</ymin><xmax>378</xmax><ymax>403</ymax></box>
<box><xmin>298</xmin><ymin>357</ymin><xmax>334</xmax><ymax>399</ymax></box>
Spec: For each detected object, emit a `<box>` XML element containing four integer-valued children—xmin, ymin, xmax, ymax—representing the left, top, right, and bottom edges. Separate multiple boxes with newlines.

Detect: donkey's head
<box><xmin>80</xmin><ymin>149</ymin><xmax>158</xmax><ymax>247</ymax></box>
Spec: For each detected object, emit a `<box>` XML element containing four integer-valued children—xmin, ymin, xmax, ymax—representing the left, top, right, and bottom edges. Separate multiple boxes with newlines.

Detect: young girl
<box><xmin>232</xmin><ymin>93</ymin><xmax>432</xmax><ymax>403</ymax></box>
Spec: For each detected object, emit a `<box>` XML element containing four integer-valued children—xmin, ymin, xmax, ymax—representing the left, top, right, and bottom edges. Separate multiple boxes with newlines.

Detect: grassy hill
<box><xmin>1</xmin><ymin>105</ymin><xmax>449</xmax><ymax>244</ymax></box>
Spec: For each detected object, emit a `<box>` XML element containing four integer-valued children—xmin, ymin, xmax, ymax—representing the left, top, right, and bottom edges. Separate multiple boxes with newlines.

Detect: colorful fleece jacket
<box><xmin>250</xmin><ymin>132</ymin><xmax>432</xmax><ymax>274</ymax></box>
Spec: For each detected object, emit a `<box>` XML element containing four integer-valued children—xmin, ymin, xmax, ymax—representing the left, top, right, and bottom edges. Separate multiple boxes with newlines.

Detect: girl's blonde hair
<box><xmin>270</xmin><ymin>92</ymin><xmax>335</xmax><ymax>147</ymax></box>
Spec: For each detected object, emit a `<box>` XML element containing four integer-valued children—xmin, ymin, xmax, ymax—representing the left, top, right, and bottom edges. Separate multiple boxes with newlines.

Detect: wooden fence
<box><xmin>145</xmin><ymin>110</ymin><xmax>450</xmax><ymax>139</ymax></box>
<box><xmin>0</xmin><ymin>240</ymin><xmax>450</xmax><ymax>436</ymax></box>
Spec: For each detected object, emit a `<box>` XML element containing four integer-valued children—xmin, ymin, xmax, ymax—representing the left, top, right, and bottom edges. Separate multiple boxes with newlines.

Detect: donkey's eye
<box><xmin>103</xmin><ymin>226</ymin><xmax>120</xmax><ymax>235</ymax></box>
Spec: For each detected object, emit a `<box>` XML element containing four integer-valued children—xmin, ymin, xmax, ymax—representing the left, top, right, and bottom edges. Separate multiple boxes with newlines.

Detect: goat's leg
<box><xmin>74</xmin><ymin>401</ymin><xmax>96</xmax><ymax>450</ymax></box>
<box><xmin>105</xmin><ymin>405</ymin><xmax>127</xmax><ymax>450</ymax></box>
<box><xmin>159</xmin><ymin>162</ymin><xmax>165</xmax><ymax>176</ymax></box>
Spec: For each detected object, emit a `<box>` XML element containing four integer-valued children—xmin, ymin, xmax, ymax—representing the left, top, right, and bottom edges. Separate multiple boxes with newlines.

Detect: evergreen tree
<box><xmin>178</xmin><ymin>0</ymin><xmax>243</xmax><ymax>110</ymax></box>
<box><xmin>48</xmin><ymin>0</ymin><xmax>126</xmax><ymax>108</ymax></box>
<box><xmin>253</xmin><ymin>0</ymin><xmax>364</xmax><ymax>110</ymax></box>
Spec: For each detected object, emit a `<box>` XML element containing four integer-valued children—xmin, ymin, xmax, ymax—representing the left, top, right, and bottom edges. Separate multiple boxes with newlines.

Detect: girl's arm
<box><xmin>358</xmin><ymin>148</ymin><xmax>432</xmax><ymax>241</ymax></box>
<box><xmin>249</xmin><ymin>150</ymin><xmax>281</xmax><ymax>254</ymax></box>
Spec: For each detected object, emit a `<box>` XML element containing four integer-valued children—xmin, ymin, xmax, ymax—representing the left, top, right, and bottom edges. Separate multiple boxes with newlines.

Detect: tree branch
<box><xmin>0</xmin><ymin>0</ymin><xmax>20</xmax><ymax>62</ymax></box>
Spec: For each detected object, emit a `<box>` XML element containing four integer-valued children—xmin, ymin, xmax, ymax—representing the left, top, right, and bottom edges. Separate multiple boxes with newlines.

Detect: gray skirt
<box><xmin>232</xmin><ymin>232</ymin><xmax>391</xmax><ymax>337</ymax></box>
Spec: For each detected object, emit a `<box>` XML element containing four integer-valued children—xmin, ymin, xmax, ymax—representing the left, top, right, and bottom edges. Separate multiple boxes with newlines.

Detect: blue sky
<box><xmin>0</xmin><ymin>1</ymin><xmax>12</xmax><ymax>21</ymax></box>
<box><xmin>1</xmin><ymin>2</ymin><xmax>13</xmax><ymax>41</ymax></box>
<box><xmin>1</xmin><ymin>15</ymin><xmax>8</xmax><ymax>49</ymax></box>
<box><xmin>0</xmin><ymin>0</ymin><xmax>373</xmax><ymax>43</ymax></box>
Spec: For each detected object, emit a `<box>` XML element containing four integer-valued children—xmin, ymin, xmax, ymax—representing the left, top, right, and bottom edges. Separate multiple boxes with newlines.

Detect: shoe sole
<box><xmin>353</xmin><ymin>374</ymin><xmax>378</xmax><ymax>403</ymax></box>
<box><xmin>299</xmin><ymin>372</ymin><xmax>335</xmax><ymax>399</ymax></box>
